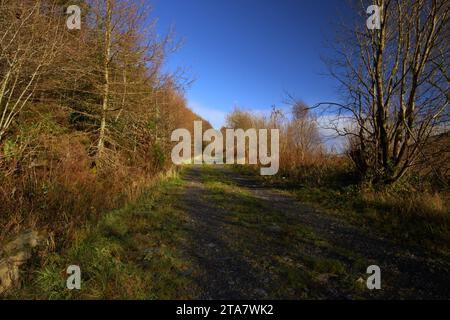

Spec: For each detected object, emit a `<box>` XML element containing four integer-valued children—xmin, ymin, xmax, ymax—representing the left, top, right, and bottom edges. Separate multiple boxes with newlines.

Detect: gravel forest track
<box><xmin>178</xmin><ymin>165</ymin><xmax>450</xmax><ymax>299</ymax></box>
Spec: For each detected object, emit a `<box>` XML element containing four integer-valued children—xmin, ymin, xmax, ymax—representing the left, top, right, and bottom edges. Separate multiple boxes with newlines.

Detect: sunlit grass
<box><xmin>11</xmin><ymin>172</ymin><xmax>199</xmax><ymax>299</ymax></box>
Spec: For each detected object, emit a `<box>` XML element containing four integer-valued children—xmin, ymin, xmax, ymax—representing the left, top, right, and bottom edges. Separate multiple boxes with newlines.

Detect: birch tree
<box><xmin>96</xmin><ymin>0</ymin><xmax>112</xmax><ymax>162</ymax></box>
<box><xmin>89</xmin><ymin>0</ymin><xmax>177</xmax><ymax>167</ymax></box>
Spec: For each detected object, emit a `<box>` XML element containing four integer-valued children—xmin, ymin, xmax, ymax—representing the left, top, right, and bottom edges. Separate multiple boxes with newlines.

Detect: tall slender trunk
<box><xmin>374</xmin><ymin>0</ymin><xmax>389</xmax><ymax>179</ymax></box>
<box><xmin>97</xmin><ymin>0</ymin><xmax>112</xmax><ymax>162</ymax></box>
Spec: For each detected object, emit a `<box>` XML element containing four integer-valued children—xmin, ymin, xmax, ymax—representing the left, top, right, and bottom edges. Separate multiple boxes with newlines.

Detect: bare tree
<box><xmin>86</xmin><ymin>0</ymin><xmax>181</xmax><ymax>167</ymax></box>
<box><xmin>0</xmin><ymin>0</ymin><xmax>65</xmax><ymax>144</ymax></box>
<box><xmin>96</xmin><ymin>0</ymin><xmax>112</xmax><ymax>162</ymax></box>
<box><xmin>288</xmin><ymin>101</ymin><xmax>322</xmax><ymax>162</ymax></box>
<box><xmin>321</xmin><ymin>0</ymin><xmax>449</xmax><ymax>184</ymax></box>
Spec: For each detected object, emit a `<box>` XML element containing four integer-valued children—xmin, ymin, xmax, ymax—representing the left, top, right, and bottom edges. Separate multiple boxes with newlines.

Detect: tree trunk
<box><xmin>97</xmin><ymin>0</ymin><xmax>112</xmax><ymax>163</ymax></box>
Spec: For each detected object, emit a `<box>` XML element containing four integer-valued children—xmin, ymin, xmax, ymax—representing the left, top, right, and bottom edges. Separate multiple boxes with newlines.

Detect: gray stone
<box><xmin>267</xmin><ymin>224</ymin><xmax>282</xmax><ymax>233</ymax></box>
<box><xmin>0</xmin><ymin>230</ymin><xmax>46</xmax><ymax>295</ymax></box>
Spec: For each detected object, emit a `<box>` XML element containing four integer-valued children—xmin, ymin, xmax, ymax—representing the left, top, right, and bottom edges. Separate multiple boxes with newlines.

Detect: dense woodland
<box><xmin>0</xmin><ymin>0</ymin><xmax>209</xmax><ymax>244</ymax></box>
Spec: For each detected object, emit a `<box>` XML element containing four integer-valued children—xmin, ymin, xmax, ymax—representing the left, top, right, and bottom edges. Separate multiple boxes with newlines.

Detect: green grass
<box><xmin>233</xmin><ymin>165</ymin><xmax>450</xmax><ymax>256</ymax></box>
<box><xmin>287</xmin><ymin>185</ymin><xmax>450</xmax><ymax>254</ymax></box>
<box><xmin>9</xmin><ymin>171</ymin><xmax>200</xmax><ymax>299</ymax></box>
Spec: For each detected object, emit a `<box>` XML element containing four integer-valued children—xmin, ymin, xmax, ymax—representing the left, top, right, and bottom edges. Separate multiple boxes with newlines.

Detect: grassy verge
<box><xmin>233</xmin><ymin>165</ymin><xmax>450</xmax><ymax>256</ymax></box>
<box><xmin>8</xmin><ymin>170</ymin><xmax>199</xmax><ymax>299</ymax></box>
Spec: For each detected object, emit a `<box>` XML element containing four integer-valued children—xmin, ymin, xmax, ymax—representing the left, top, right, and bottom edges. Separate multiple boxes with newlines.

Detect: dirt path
<box><xmin>178</xmin><ymin>165</ymin><xmax>450</xmax><ymax>299</ymax></box>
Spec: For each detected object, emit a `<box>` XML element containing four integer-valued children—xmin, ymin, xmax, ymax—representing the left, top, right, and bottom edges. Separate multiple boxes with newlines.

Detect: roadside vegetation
<box><xmin>0</xmin><ymin>1</ymin><xmax>210</xmax><ymax>248</ymax></box>
<box><xmin>0</xmin><ymin>0</ymin><xmax>212</xmax><ymax>296</ymax></box>
<box><xmin>234</xmin><ymin>162</ymin><xmax>449</xmax><ymax>256</ymax></box>
<box><xmin>8</xmin><ymin>170</ymin><xmax>201</xmax><ymax>299</ymax></box>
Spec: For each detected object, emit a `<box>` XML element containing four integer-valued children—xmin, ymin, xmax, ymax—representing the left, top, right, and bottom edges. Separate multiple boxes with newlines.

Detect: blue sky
<box><xmin>151</xmin><ymin>0</ymin><xmax>355</xmax><ymax>129</ymax></box>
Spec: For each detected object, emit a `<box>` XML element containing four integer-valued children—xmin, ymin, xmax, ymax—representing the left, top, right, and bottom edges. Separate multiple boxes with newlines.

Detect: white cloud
<box><xmin>316</xmin><ymin>114</ymin><xmax>355</xmax><ymax>153</ymax></box>
<box><xmin>189</xmin><ymin>101</ymin><xmax>228</xmax><ymax>129</ymax></box>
